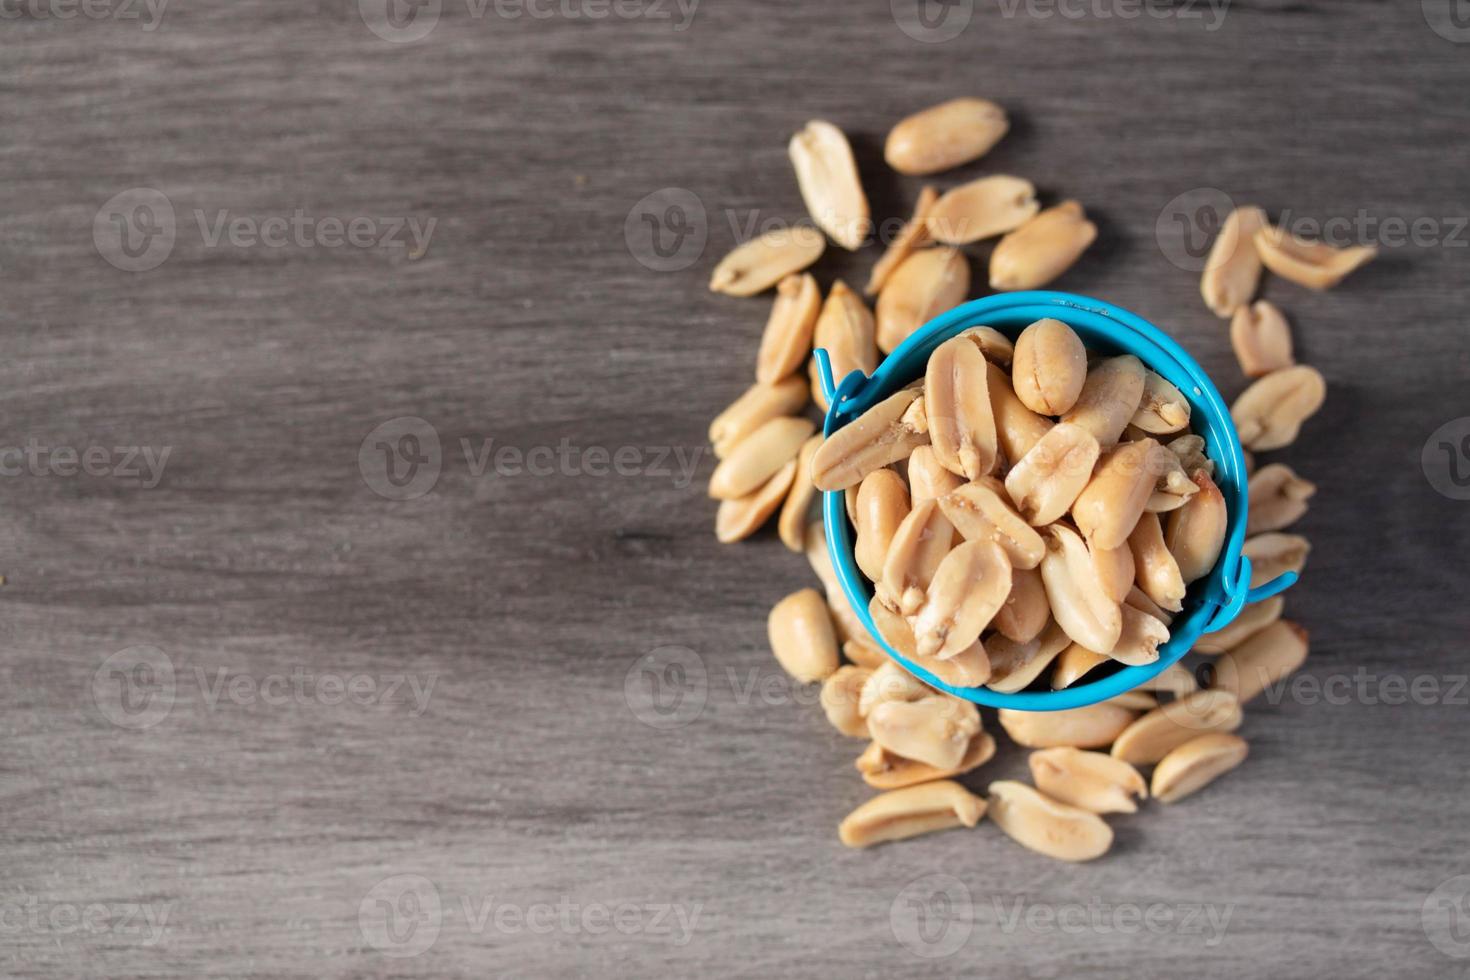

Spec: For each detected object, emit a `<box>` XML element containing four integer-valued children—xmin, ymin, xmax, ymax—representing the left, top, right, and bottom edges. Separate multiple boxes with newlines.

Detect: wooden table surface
<box><xmin>5</xmin><ymin>1</ymin><xmax>1470</xmax><ymax>977</ymax></box>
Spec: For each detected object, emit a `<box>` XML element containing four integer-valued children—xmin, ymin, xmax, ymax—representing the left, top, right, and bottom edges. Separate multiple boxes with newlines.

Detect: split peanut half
<box><xmin>811</xmin><ymin>280</ymin><xmax>878</xmax><ymax>409</ymax></box>
<box><xmin>1029</xmin><ymin>747</ymin><xmax>1148</xmax><ymax>814</ymax></box>
<box><xmin>1128</xmin><ymin>511</ymin><xmax>1186</xmax><ymax>612</ymax></box>
<box><xmin>1072</xmin><ymin>438</ymin><xmax>1168</xmax><ymax>552</ymax></box>
<box><xmin>927</xmin><ymin>175</ymin><xmax>1039</xmax><ymax>245</ymax></box>
<box><xmin>867</xmin><ymin>694</ymin><xmax>982</xmax><ymax>770</ymax></box>
<box><xmin>709</xmin><ymin>416</ymin><xmax>815</xmax><ymax>500</ymax></box>
<box><xmin>1193</xmin><ymin>594</ymin><xmax>1284</xmax><ymax>654</ymax></box>
<box><xmin>878</xmin><ymin>499</ymin><xmax>955</xmax><ymax>615</ymax></box>
<box><xmin>1039</xmin><ymin>523</ymin><xmax>1123</xmax><ymax>654</ymax></box>
<box><xmin>876</xmin><ymin>247</ymin><xmax>970</xmax><ymax>354</ymax></box>
<box><xmin>1130</xmin><ymin>371</ymin><xmax>1191</xmax><ymax>435</ymax></box>
<box><xmin>821</xmin><ymin>665</ymin><xmax>874</xmax><ymax>737</ymax></box>
<box><xmin>911</xmin><ymin>539</ymin><xmax>1013</xmax><ymax>660</ymax></box>
<box><xmin>859</xmin><ymin>660</ymin><xmax>931</xmax><ymax>717</ymax></box>
<box><xmin>1207</xmin><ymin>619</ymin><xmax>1308</xmax><ymax>703</ymax></box>
<box><xmin>709</xmin><ymin>375</ymin><xmax>809</xmax><ymax>458</ymax></box>
<box><xmin>788</xmin><ymin>120</ymin><xmax>870</xmax><ymax>251</ymax></box>
<box><xmin>925</xmin><ymin>335</ymin><xmax>998</xmax><ymax>480</ymax></box>
<box><xmin>811</xmin><ymin>387</ymin><xmax>929</xmax><ymax>491</ymax></box>
<box><xmin>838</xmin><ymin>780</ymin><xmax>986</xmax><ymax>849</ymax></box>
<box><xmin>993</xmin><ymin>565</ymin><xmax>1050</xmax><ymax>644</ymax></box>
<box><xmin>884</xmin><ymin>97</ymin><xmax>1009</xmax><ymax>176</ymax></box>
<box><xmin>1230</xmin><ymin>300</ymin><xmax>1295</xmax><ymax>378</ymax></box>
<box><xmin>716</xmin><ymin>458</ymin><xmax>799</xmax><ymax>543</ymax></box>
<box><xmin>1246</xmin><ymin>463</ymin><xmax>1315</xmax><ymax>534</ymax></box>
<box><xmin>853</xmin><ymin>469</ymin><xmax>912</xmax><ymax>582</ymax></box>
<box><xmin>776</xmin><ymin>435</ymin><xmax>824</xmax><ymax>551</ymax></box>
<box><xmin>710</xmin><ymin>225</ymin><xmax>826</xmax><ymax>297</ymax></box>
<box><xmin>989</xmin><ymin>201</ymin><xmax>1097</xmax><ymax>291</ymax></box>
<box><xmin>866</xmin><ymin>186</ymin><xmax>938</xmax><ymax>296</ymax></box>
<box><xmin>756</xmin><ymin>273</ymin><xmax>821</xmax><ymax>384</ymax></box>
<box><xmin>984</xmin><ymin>619</ymin><xmax>1071</xmax><ymax>693</ymax></box>
<box><xmin>960</xmin><ymin>326</ymin><xmax>1016</xmax><ymax>367</ymax></box>
<box><xmin>986</xmin><ymin>780</ymin><xmax>1113</xmax><ymax>862</ymax></box>
<box><xmin>1151</xmin><ymin>733</ymin><xmax>1249</xmax><ymax>803</ymax></box>
<box><xmin>997</xmin><ymin>702</ymin><xmax>1137</xmax><ymax>749</ymax></box>
<box><xmin>1231</xmin><ymin>365</ymin><xmax>1326</xmax><ymax>451</ymax></box>
<box><xmin>1200</xmin><ymin>205</ymin><xmax>1267</xmax><ymax>318</ymax></box>
<box><xmin>907</xmin><ymin>445</ymin><xmax>964</xmax><ymax>504</ymax></box>
<box><xmin>856</xmin><ymin>732</ymin><xmax>997</xmax><ymax>790</ymax></box>
<box><xmin>1242</xmin><ymin>532</ymin><xmax>1310</xmax><ymax>589</ymax></box>
<box><xmin>1003</xmin><ymin>422</ymin><xmax>1100</xmax><ymax>526</ymax></box>
<box><xmin>1164</xmin><ymin>470</ymin><xmax>1228</xmax><ymax>584</ymax></box>
<box><xmin>937</xmin><ymin>478</ymin><xmax>1046</xmax><ymax>569</ymax></box>
<box><xmin>1110</xmin><ymin>690</ymin><xmax>1243</xmax><ymax>766</ymax></box>
<box><xmin>1253</xmin><ymin>225</ymin><xmax>1377</xmax><ymax>290</ymax></box>
<box><xmin>1062</xmin><ymin>354</ymin><xmax>1147</xmax><ymax>449</ymax></box>
<box><xmin>1011</xmin><ymin>318</ymin><xmax>1088</xmax><ymax>416</ymax></box>
<box><xmin>768</xmin><ymin>588</ymin><xmax>840</xmax><ymax>684</ymax></box>
<box><xmin>987</xmin><ymin>360</ymin><xmax>1054</xmax><ymax>464</ymax></box>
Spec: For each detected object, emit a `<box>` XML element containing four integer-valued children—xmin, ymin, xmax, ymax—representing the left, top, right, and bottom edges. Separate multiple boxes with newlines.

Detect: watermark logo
<box><xmin>1422</xmin><ymin>417</ymin><xmax>1470</xmax><ymax>500</ymax></box>
<box><xmin>625</xmin><ymin>187</ymin><xmax>707</xmax><ymax>273</ymax></box>
<box><xmin>92</xmin><ymin>645</ymin><xmax>175</xmax><ymax>730</ymax></box>
<box><xmin>358</xmin><ymin>0</ymin><xmax>441</xmax><ymax>42</ymax></box>
<box><xmin>0</xmin><ymin>0</ymin><xmax>169</xmax><ymax>31</ymax></box>
<box><xmin>624</xmin><ymin>645</ymin><xmax>707</xmax><ymax>730</ymax></box>
<box><xmin>359</xmin><ymin>417</ymin><xmax>443</xmax><ymax>501</ymax></box>
<box><xmin>1423</xmin><ymin>0</ymin><xmax>1470</xmax><ymax>43</ymax></box>
<box><xmin>890</xmin><ymin>873</ymin><xmax>973</xmax><ymax>958</ymax></box>
<box><xmin>359</xmin><ymin>874</ymin><xmax>443</xmax><ymax>958</ymax></box>
<box><xmin>1423</xmin><ymin>874</ymin><xmax>1470</xmax><ymax>958</ymax></box>
<box><xmin>94</xmin><ymin>188</ymin><xmax>176</xmax><ymax>273</ymax></box>
<box><xmin>891</xmin><ymin>0</ymin><xmax>973</xmax><ymax>42</ymax></box>
<box><xmin>1155</xmin><ymin>186</ymin><xmax>1234</xmax><ymax>273</ymax></box>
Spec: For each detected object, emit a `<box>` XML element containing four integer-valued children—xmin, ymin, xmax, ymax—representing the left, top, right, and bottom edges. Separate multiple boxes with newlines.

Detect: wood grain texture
<box><xmin>3</xmin><ymin>1</ymin><xmax>1470</xmax><ymax>977</ymax></box>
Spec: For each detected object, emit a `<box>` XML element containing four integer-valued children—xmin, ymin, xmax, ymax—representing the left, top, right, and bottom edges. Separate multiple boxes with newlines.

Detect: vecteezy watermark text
<box><xmin>359</xmin><ymin>416</ymin><xmax>704</xmax><ymax>501</ymax></box>
<box><xmin>358</xmin><ymin>0</ymin><xmax>698</xmax><ymax>43</ymax></box>
<box><xmin>0</xmin><ymin>898</ymin><xmax>174</xmax><ymax>946</ymax></box>
<box><xmin>0</xmin><ymin>440</ymin><xmax>170</xmax><ymax>488</ymax></box>
<box><xmin>94</xmin><ymin>188</ymin><xmax>436</xmax><ymax>273</ymax></box>
<box><xmin>357</xmin><ymin>874</ymin><xmax>701</xmax><ymax>958</ymax></box>
<box><xmin>0</xmin><ymin>0</ymin><xmax>168</xmax><ymax>31</ymax></box>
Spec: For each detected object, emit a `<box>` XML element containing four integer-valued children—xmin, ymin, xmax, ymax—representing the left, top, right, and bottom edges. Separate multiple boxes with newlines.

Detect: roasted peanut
<box><xmin>716</xmin><ymin>458</ymin><xmax>798</xmax><ymax>543</ymax></box>
<box><xmin>756</xmin><ymin>273</ymin><xmax>821</xmax><ymax>384</ymax></box>
<box><xmin>710</xmin><ymin>225</ymin><xmax>826</xmax><ymax>297</ymax></box>
<box><xmin>866</xmin><ymin>186</ymin><xmax>937</xmax><ymax>296</ymax></box>
<box><xmin>1242</xmin><ymin>532</ymin><xmax>1310</xmax><ymax>588</ymax></box>
<box><xmin>907</xmin><ymin>445</ymin><xmax>964</xmax><ymax>504</ymax></box>
<box><xmin>1062</xmin><ymin>354</ymin><xmax>1147</xmax><ymax>449</ymax></box>
<box><xmin>859</xmin><ymin>659</ymin><xmax>930</xmax><ymax>717</ymax></box>
<box><xmin>853</xmin><ymin>469</ymin><xmax>911</xmax><ymax>581</ymax></box>
<box><xmin>987</xmin><ymin>360</ymin><xmax>1054</xmax><ymax>464</ymax></box>
<box><xmin>884</xmin><ymin>97</ymin><xmax>1009</xmax><ymax>175</ymax></box>
<box><xmin>1110</xmin><ymin>690</ymin><xmax>1242</xmax><ymax>766</ymax></box>
<box><xmin>1165</xmin><ymin>469</ymin><xmax>1227</xmax><ymax>583</ymax></box>
<box><xmin>806</xmin><ymin>521</ymin><xmax>869</xmax><ymax>643</ymax></box>
<box><xmin>1050</xmin><ymin>642</ymin><xmax>1109</xmax><ymax>689</ymax></box>
<box><xmin>1193</xmin><ymin>595</ymin><xmax>1284</xmax><ymax>654</ymax></box>
<box><xmin>1231</xmin><ymin>365</ymin><xmax>1326</xmax><ymax>451</ymax></box>
<box><xmin>838</xmin><ymin>780</ymin><xmax>986</xmax><ymax>848</ymax></box>
<box><xmin>1128</xmin><ymin>511</ymin><xmax>1186</xmax><ymax>612</ymax></box>
<box><xmin>709</xmin><ymin>376</ymin><xmax>809</xmax><ymax>458</ymax></box>
<box><xmin>1107</xmin><ymin>603</ymin><xmax>1170</xmax><ymax>667</ymax></box>
<box><xmin>1230</xmin><ymin>300</ymin><xmax>1294</xmax><ymax>378</ymax></box>
<box><xmin>1151</xmin><ymin>733</ymin><xmax>1248</xmax><ymax>803</ymax></box>
<box><xmin>1072</xmin><ymin>438</ymin><xmax>1169</xmax><ymax>551</ymax></box>
<box><xmin>1091</xmin><ymin>538</ymin><xmax>1135</xmax><ymax>604</ymax></box>
<box><xmin>1207</xmin><ymin>619</ymin><xmax>1308</xmax><ymax>703</ymax></box>
<box><xmin>789</xmin><ymin>120</ymin><xmax>870</xmax><ymax>251</ymax></box>
<box><xmin>1130</xmin><ymin>371</ymin><xmax>1191</xmax><ymax>435</ymax></box>
<box><xmin>985</xmin><ymin>619</ymin><xmax>1071</xmax><ymax>693</ymax></box>
<box><xmin>811</xmin><ymin>280</ymin><xmax>878</xmax><ymax>409</ymax></box>
<box><xmin>1039</xmin><ymin>523</ymin><xmax>1123</xmax><ymax>654</ymax></box>
<box><xmin>876</xmin><ymin>247</ymin><xmax>970</xmax><ymax>354</ymax></box>
<box><xmin>927</xmin><ymin>175</ymin><xmax>1039</xmax><ymax>245</ymax></box>
<box><xmin>1246</xmin><ymin>463</ymin><xmax>1315</xmax><ymax>534</ymax></box>
<box><xmin>843</xmin><ymin>637</ymin><xmax>889</xmax><ymax>670</ymax></box>
<box><xmin>986</xmin><ymin>780</ymin><xmax>1113</xmax><ymax>862</ymax></box>
<box><xmin>768</xmin><ymin>588</ymin><xmax>840</xmax><ymax>683</ymax></box>
<box><xmin>811</xmin><ymin>388</ymin><xmax>929</xmax><ymax>491</ymax></box>
<box><xmin>867</xmin><ymin>694</ymin><xmax>982</xmax><ymax>770</ymax></box>
<box><xmin>1029</xmin><ymin>748</ymin><xmax>1147</xmax><ymax>814</ymax></box>
<box><xmin>1134</xmin><ymin>663</ymin><xmax>1199</xmax><ymax>697</ymax></box>
<box><xmin>1011</xmin><ymin>318</ymin><xmax>1088</xmax><ymax>416</ymax></box>
<box><xmin>856</xmin><ymin>732</ymin><xmax>997</xmax><ymax>790</ymax></box>
<box><xmin>1253</xmin><ymin>224</ymin><xmax>1377</xmax><ymax>290</ymax></box>
<box><xmin>1200</xmin><ymin>205</ymin><xmax>1266</xmax><ymax>317</ymax></box>
<box><xmin>937</xmin><ymin>479</ymin><xmax>1045</xmax><ymax>569</ymax></box>
<box><xmin>925</xmin><ymin>335</ymin><xmax>998</xmax><ymax>480</ymax></box>
<box><xmin>992</xmin><ymin>565</ymin><xmax>1051</xmax><ymax>644</ymax></box>
<box><xmin>879</xmin><ymin>499</ymin><xmax>955</xmax><ymax>615</ymax></box>
<box><xmin>990</xmin><ymin>201</ymin><xmax>1097</xmax><ymax>291</ymax></box>
<box><xmin>709</xmin><ymin>416</ymin><xmax>815</xmax><ymax>500</ymax></box>
<box><xmin>998</xmin><ymin>701</ymin><xmax>1137</xmax><ymax>749</ymax></box>
<box><xmin>1124</xmin><ymin>584</ymin><xmax>1174</xmax><ymax>626</ymax></box>
<box><xmin>1003</xmin><ymin>422</ymin><xmax>1100</xmax><ymax>526</ymax></box>
<box><xmin>776</xmin><ymin>435</ymin><xmax>823</xmax><ymax>551</ymax></box>
<box><xmin>822</xmin><ymin>665</ymin><xmax>874</xmax><ymax>737</ymax></box>
<box><xmin>959</xmin><ymin>326</ymin><xmax>1016</xmax><ymax>367</ymax></box>
<box><xmin>912</xmin><ymin>540</ymin><xmax>1013</xmax><ymax>659</ymax></box>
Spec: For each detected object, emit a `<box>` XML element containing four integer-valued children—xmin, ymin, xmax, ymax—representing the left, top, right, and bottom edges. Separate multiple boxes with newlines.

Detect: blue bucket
<box><xmin>815</xmin><ymin>291</ymin><xmax>1297</xmax><ymax>711</ymax></box>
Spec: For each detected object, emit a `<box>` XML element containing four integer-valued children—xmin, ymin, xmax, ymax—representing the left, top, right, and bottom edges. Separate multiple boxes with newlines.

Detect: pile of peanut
<box><xmin>704</xmin><ymin>98</ymin><xmax>1368</xmax><ymax>859</ymax></box>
